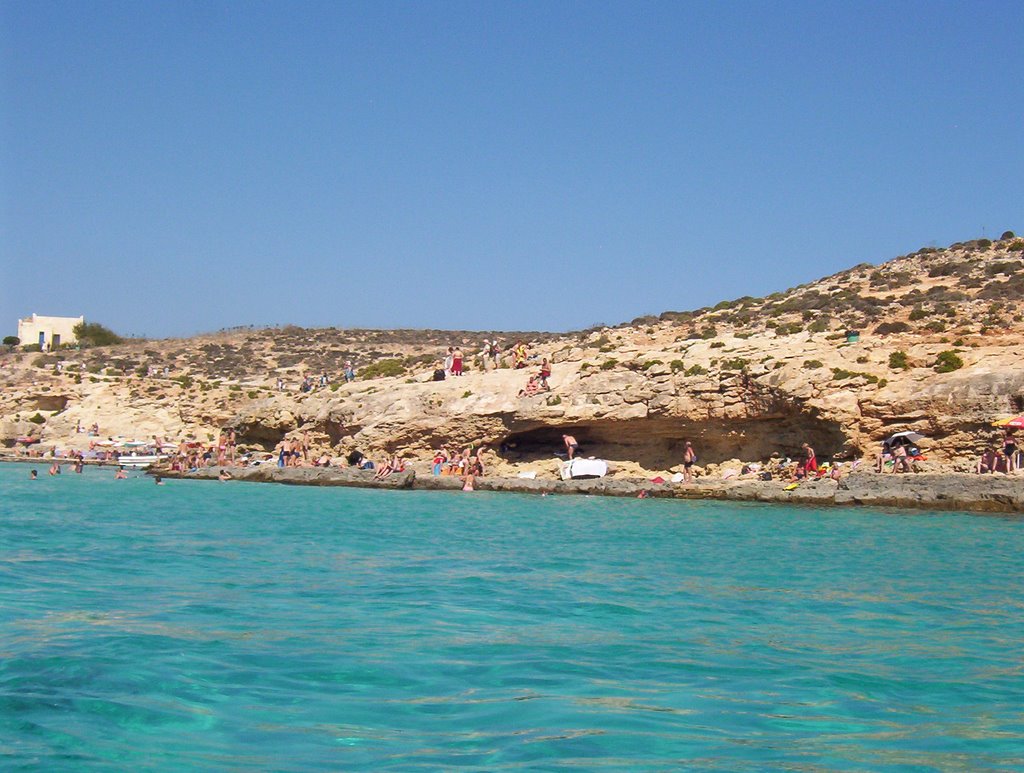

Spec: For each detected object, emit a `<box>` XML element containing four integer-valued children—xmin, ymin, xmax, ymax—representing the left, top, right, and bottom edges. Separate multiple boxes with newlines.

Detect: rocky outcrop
<box><xmin>164</xmin><ymin>466</ymin><xmax>1024</xmax><ymax>513</ymax></box>
<box><xmin>3</xmin><ymin>236</ymin><xmax>1022</xmax><ymax>476</ymax></box>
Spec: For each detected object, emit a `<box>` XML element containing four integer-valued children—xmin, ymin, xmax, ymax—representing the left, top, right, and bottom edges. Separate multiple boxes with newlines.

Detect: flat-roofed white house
<box><xmin>17</xmin><ymin>314</ymin><xmax>84</xmax><ymax>350</ymax></box>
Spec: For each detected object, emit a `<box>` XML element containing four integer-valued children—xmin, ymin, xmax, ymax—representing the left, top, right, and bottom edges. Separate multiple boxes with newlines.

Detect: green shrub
<box><xmin>641</xmin><ymin>360</ymin><xmax>663</xmax><ymax>370</ymax></box>
<box><xmin>831</xmin><ymin>368</ymin><xmax>856</xmax><ymax>380</ymax></box>
<box><xmin>721</xmin><ymin>358</ymin><xmax>749</xmax><ymax>371</ymax></box>
<box><xmin>699</xmin><ymin>326</ymin><xmax>718</xmax><ymax>340</ymax></box>
<box><xmin>875</xmin><ymin>321</ymin><xmax>911</xmax><ymax>335</ymax></box>
<box><xmin>806</xmin><ymin>319</ymin><xmax>830</xmax><ymax>333</ymax></box>
<box><xmin>1008</xmin><ymin>241</ymin><xmax>1024</xmax><ymax>252</ymax></box>
<box><xmin>908</xmin><ymin>307</ymin><xmax>927</xmax><ymax>321</ymax></box>
<box><xmin>546</xmin><ymin>395</ymin><xmax>562</xmax><ymax>406</ymax></box>
<box><xmin>669</xmin><ymin>359</ymin><xmax>686</xmax><ymax>374</ymax></box>
<box><xmin>734</xmin><ymin>331</ymin><xmax>752</xmax><ymax>339</ymax></box>
<box><xmin>856</xmin><ymin>356</ymin><xmax>868</xmax><ymax>364</ymax></box>
<box><xmin>247</xmin><ymin>390</ymin><xmax>259</xmax><ymax>399</ymax></box>
<box><xmin>360</xmin><ymin>359</ymin><xmax>405</xmax><ymax>379</ymax></box>
<box><xmin>2</xmin><ymin>336</ymin><xmax>19</xmax><ymax>347</ymax></box>
<box><xmin>684</xmin><ymin>364</ymin><xmax>707</xmax><ymax>376</ymax></box>
<box><xmin>73</xmin><ymin>321</ymin><xmax>124</xmax><ymax>347</ymax></box>
<box><xmin>28</xmin><ymin>412</ymin><xmax>46</xmax><ymax>424</ymax></box>
<box><xmin>462</xmin><ymin>390</ymin><xmax>473</xmax><ymax>398</ymax></box>
<box><xmin>599</xmin><ymin>359</ymin><xmax>618</xmax><ymax>370</ymax></box>
<box><xmin>710</xmin><ymin>341</ymin><xmax>725</xmax><ymax>349</ymax></box>
<box><xmin>174</xmin><ymin>375</ymin><xmax>194</xmax><ymax>389</ymax></box>
<box><xmin>877</xmin><ymin>378</ymin><xmax>888</xmax><ymax>388</ymax></box>
<box><xmin>977</xmin><ymin>238</ymin><xmax>992</xmax><ymax>249</ymax></box>
<box><xmin>22</xmin><ymin>343</ymin><xmax>42</xmax><ymax>352</ymax></box>
<box><xmin>1000</xmin><ymin>230</ymin><xmax>1015</xmax><ymax>240</ymax></box>
<box><xmin>888</xmin><ymin>351</ymin><xmax>909</xmax><ymax>370</ymax></box>
<box><xmin>934</xmin><ymin>351</ymin><xmax>964</xmax><ymax>373</ymax></box>
<box><xmin>775</xmin><ymin>322</ymin><xmax>804</xmax><ymax>335</ymax></box>
<box><xmin>802</xmin><ymin>360</ymin><xmax>824</xmax><ymax>370</ymax></box>
<box><xmin>925</xmin><ymin>320</ymin><xmax>947</xmax><ymax>333</ymax></box>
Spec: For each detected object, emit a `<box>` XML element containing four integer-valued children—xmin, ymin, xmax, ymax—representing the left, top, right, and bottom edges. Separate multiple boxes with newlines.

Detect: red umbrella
<box><xmin>995</xmin><ymin>416</ymin><xmax>1024</xmax><ymax>428</ymax></box>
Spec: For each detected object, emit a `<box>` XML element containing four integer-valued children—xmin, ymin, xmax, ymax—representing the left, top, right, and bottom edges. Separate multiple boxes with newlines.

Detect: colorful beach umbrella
<box><xmin>993</xmin><ymin>416</ymin><xmax>1024</xmax><ymax>428</ymax></box>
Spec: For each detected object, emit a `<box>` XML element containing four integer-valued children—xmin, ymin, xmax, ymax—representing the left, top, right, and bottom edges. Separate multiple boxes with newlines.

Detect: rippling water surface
<box><xmin>2</xmin><ymin>463</ymin><xmax>1024</xmax><ymax>770</ymax></box>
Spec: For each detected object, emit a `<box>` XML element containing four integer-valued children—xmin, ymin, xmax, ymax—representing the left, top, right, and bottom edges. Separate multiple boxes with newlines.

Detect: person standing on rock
<box><xmin>452</xmin><ymin>347</ymin><xmax>464</xmax><ymax>376</ymax></box>
<box><xmin>801</xmin><ymin>443</ymin><xmax>818</xmax><ymax>475</ymax></box>
<box><xmin>563</xmin><ymin>434</ymin><xmax>579</xmax><ymax>460</ymax></box>
<box><xmin>538</xmin><ymin>358</ymin><xmax>552</xmax><ymax>390</ymax></box>
<box><xmin>1003</xmin><ymin>428</ymin><xmax>1018</xmax><ymax>473</ymax></box>
<box><xmin>682</xmin><ymin>441</ymin><xmax>697</xmax><ymax>483</ymax></box>
<box><xmin>443</xmin><ymin>348</ymin><xmax>454</xmax><ymax>376</ymax></box>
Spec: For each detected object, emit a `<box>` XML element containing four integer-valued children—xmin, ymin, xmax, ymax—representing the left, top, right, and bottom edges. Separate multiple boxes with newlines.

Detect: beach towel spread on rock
<box><xmin>560</xmin><ymin>458</ymin><xmax>609</xmax><ymax>480</ymax></box>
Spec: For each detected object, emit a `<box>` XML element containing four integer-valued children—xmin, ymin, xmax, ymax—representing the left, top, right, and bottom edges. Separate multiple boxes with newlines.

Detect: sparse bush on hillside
<box><xmin>360</xmin><ymin>359</ymin><xmax>405</xmax><ymax>379</ymax></box>
<box><xmin>669</xmin><ymin>359</ymin><xmax>686</xmax><ymax>373</ymax></box>
<box><xmin>684</xmin><ymin>364</ymin><xmax>707</xmax><ymax>377</ymax></box>
<box><xmin>977</xmin><ymin>238</ymin><xmax>992</xmax><ymax>249</ymax></box>
<box><xmin>3</xmin><ymin>336</ymin><xmax>19</xmax><ymax>348</ymax></box>
<box><xmin>599</xmin><ymin>359</ymin><xmax>618</xmax><ymax>370</ymax></box>
<box><xmin>803</xmin><ymin>360</ymin><xmax>824</xmax><ymax>370</ymax></box>
<box><xmin>888</xmin><ymin>351</ymin><xmax>909</xmax><ymax>370</ymax></box>
<box><xmin>1000</xmin><ymin>231</ymin><xmax>1016</xmax><ymax>240</ymax></box>
<box><xmin>927</xmin><ymin>261</ymin><xmax>973</xmax><ymax>278</ymax></box>
<box><xmin>979</xmin><ymin>275</ymin><xmax>1024</xmax><ymax>300</ymax></box>
<box><xmin>1008</xmin><ymin>241</ymin><xmax>1024</xmax><ymax>252</ymax></box>
<box><xmin>720</xmin><ymin>358</ymin><xmax>748</xmax><ymax>371</ymax></box>
<box><xmin>73</xmin><ymin>322</ymin><xmax>124</xmax><ymax>348</ymax></box>
<box><xmin>775</xmin><ymin>322</ymin><xmax>804</xmax><ymax>335</ymax></box>
<box><xmin>806</xmin><ymin>318</ymin><xmax>830</xmax><ymax>333</ymax></box>
<box><xmin>925</xmin><ymin>320</ymin><xmax>947</xmax><ymax>333</ymax></box>
<box><xmin>874</xmin><ymin>321</ymin><xmax>911</xmax><ymax>335</ymax></box>
<box><xmin>908</xmin><ymin>307</ymin><xmax>927</xmax><ymax>321</ymax></box>
<box><xmin>934</xmin><ymin>351</ymin><xmax>964</xmax><ymax>373</ymax></box>
<box><xmin>986</xmin><ymin>261</ymin><xmax>1021</xmax><ymax>276</ymax></box>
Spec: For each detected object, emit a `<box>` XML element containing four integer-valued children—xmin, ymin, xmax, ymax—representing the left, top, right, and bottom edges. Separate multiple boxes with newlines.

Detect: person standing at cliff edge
<box><xmin>683</xmin><ymin>441</ymin><xmax>697</xmax><ymax>483</ymax></box>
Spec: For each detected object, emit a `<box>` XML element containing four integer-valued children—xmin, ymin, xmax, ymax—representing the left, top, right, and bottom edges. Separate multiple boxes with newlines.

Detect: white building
<box><xmin>17</xmin><ymin>314</ymin><xmax>84</xmax><ymax>350</ymax></box>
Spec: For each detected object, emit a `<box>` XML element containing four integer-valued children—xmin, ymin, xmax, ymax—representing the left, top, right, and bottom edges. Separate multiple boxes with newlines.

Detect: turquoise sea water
<box><xmin>2</xmin><ymin>463</ymin><xmax>1023</xmax><ymax>771</ymax></box>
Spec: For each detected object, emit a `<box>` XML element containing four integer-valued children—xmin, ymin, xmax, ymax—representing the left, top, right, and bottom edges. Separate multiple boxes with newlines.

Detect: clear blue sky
<box><xmin>2</xmin><ymin>1</ymin><xmax>1022</xmax><ymax>338</ymax></box>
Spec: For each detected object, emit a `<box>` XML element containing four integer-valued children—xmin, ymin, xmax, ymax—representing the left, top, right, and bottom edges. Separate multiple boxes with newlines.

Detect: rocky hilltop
<box><xmin>3</xmin><ymin>234</ymin><xmax>1022</xmax><ymax>476</ymax></box>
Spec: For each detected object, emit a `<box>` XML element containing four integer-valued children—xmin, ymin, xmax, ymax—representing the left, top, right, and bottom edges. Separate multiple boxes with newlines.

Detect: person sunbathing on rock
<box><xmin>518</xmin><ymin>376</ymin><xmax>541</xmax><ymax>396</ymax></box>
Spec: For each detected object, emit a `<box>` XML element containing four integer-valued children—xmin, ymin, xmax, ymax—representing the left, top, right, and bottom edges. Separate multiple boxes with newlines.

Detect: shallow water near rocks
<box><xmin>2</xmin><ymin>462</ymin><xmax>1023</xmax><ymax>771</ymax></box>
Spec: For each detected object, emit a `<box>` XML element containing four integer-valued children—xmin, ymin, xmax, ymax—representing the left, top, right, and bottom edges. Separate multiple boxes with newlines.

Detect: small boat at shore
<box><xmin>118</xmin><ymin>454</ymin><xmax>167</xmax><ymax>469</ymax></box>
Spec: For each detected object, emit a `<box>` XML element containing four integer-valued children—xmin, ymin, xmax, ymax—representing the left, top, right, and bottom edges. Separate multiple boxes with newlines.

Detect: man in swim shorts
<box><xmin>682</xmin><ymin>441</ymin><xmax>697</xmax><ymax>483</ymax></box>
<box><xmin>563</xmin><ymin>434</ymin><xmax>579</xmax><ymax>459</ymax></box>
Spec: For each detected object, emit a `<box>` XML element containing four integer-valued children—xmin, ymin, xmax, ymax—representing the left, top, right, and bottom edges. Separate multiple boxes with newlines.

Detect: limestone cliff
<box><xmin>3</xmin><ymin>235</ymin><xmax>1022</xmax><ymax>473</ymax></box>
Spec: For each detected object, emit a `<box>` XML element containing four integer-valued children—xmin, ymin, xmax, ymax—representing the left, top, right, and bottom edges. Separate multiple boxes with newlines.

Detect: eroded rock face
<box><xmin>223</xmin><ymin>355</ymin><xmax>1024</xmax><ymax>470</ymax></box>
<box><xmin>3</xmin><ymin>238</ymin><xmax>1022</xmax><ymax>472</ymax></box>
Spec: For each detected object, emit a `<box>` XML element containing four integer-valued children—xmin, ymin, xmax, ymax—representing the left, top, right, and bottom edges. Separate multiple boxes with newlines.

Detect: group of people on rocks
<box><xmin>437</xmin><ymin>339</ymin><xmax>537</xmax><ymax>378</ymax></box>
<box><xmin>976</xmin><ymin>428</ymin><xmax>1019</xmax><ymax>473</ymax></box>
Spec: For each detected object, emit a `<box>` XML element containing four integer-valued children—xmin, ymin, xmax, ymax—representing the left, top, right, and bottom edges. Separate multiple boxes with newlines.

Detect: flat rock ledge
<box><xmin>161</xmin><ymin>467</ymin><xmax>1024</xmax><ymax>514</ymax></box>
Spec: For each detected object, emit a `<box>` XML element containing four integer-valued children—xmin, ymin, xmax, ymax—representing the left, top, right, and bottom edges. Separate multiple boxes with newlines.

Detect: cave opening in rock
<box><xmin>499</xmin><ymin>415</ymin><xmax>850</xmax><ymax>469</ymax></box>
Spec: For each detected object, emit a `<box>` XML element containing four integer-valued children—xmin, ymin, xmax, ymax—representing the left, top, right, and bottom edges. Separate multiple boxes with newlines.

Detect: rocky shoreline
<box><xmin>157</xmin><ymin>465</ymin><xmax>1024</xmax><ymax>514</ymax></box>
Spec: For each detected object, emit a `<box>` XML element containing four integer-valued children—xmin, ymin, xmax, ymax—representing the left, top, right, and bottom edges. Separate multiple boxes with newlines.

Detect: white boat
<box><xmin>117</xmin><ymin>454</ymin><xmax>167</xmax><ymax>469</ymax></box>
